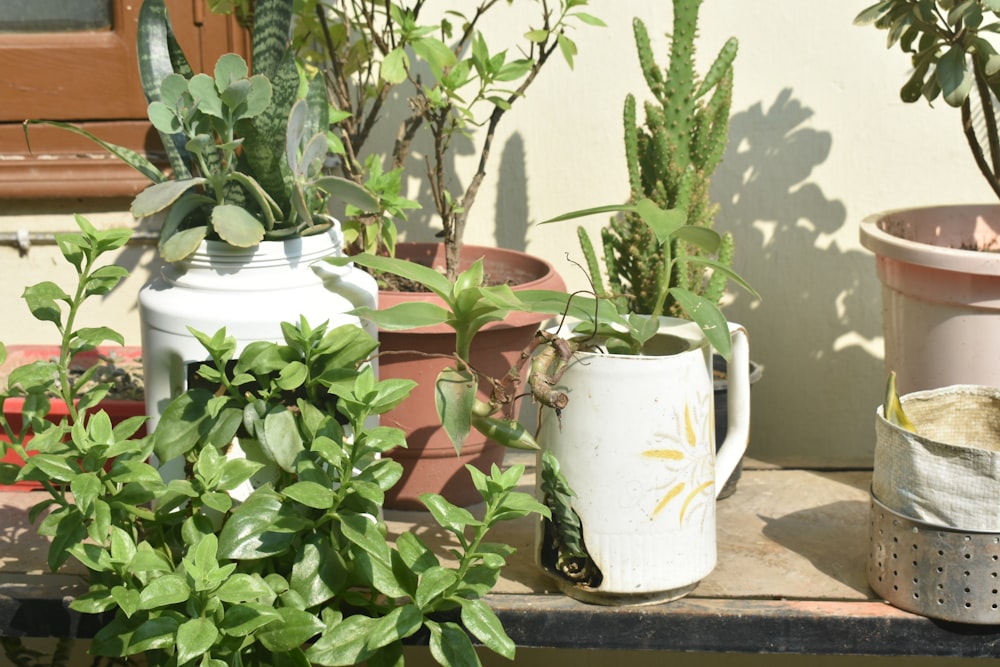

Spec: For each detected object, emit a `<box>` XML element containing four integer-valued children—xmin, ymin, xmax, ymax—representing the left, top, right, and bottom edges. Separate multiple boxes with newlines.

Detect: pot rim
<box><xmin>860</xmin><ymin>204</ymin><xmax>1000</xmax><ymax>276</ymax></box>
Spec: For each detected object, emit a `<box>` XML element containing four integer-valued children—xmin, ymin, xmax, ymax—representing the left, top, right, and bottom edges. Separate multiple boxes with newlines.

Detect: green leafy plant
<box><xmin>542</xmin><ymin>198</ymin><xmax>756</xmax><ymax>359</ymax></box>
<box><xmin>856</xmin><ymin>0</ymin><xmax>1000</xmax><ymax>199</ymax></box>
<box><xmin>326</xmin><ymin>252</ymin><xmax>554</xmax><ymax>452</ymax></box>
<box><xmin>305</xmin><ymin>0</ymin><xmax>605</xmax><ymax>278</ymax></box>
<box><xmin>25</xmin><ymin>0</ymin><xmax>378</xmax><ymax>262</ymax></box>
<box><xmin>4</xmin><ymin>217</ymin><xmax>548</xmax><ymax>667</ymax></box>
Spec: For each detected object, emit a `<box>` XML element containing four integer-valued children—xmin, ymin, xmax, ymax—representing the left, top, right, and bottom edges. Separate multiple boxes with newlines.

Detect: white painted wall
<box><xmin>1</xmin><ymin>0</ymin><xmax>994</xmax><ymax>467</ymax></box>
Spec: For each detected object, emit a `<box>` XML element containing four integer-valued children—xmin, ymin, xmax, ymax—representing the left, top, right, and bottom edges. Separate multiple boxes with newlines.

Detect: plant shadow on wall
<box><xmin>711</xmin><ymin>89</ymin><xmax>882</xmax><ymax>465</ymax></box>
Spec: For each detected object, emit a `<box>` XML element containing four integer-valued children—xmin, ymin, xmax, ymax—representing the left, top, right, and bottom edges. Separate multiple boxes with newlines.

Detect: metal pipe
<box><xmin>0</xmin><ymin>230</ymin><xmax>159</xmax><ymax>256</ymax></box>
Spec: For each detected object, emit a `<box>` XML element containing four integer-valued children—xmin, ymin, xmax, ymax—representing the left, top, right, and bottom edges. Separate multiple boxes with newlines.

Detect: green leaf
<box><xmin>416</xmin><ymin>566</ymin><xmax>459</xmax><ymax>609</ymax></box>
<box><xmin>572</xmin><ymin>12</ymin><xmax>606</xmax><ymax>27</ymax></box>
<box><xmin>220</xmin><ymin>603</ymin><xmax>282</xmax><ymax>637</ymax></box>
<box><xmin>428</xmin><ymin>621</ymin><xmax>479</xmax><ymax>667</ymax></box>
<box><xmin>330</xmin><ymin>252</ymin><xmax>453</xmax><ymax>297</ymax></box>
<box><xmin>937</xmin><ymin>43</ymin><xmax>974</xmax><ymax>106</ymax></box>
<box><xmin>259</xmin><ymin>409</ymin><xmax>304</xmax><ymax>472</ymax></box>
<box><xmin>412</xmin><ymin>36</ymin><xmax>458</xmax><ymax>75</ymax></box>
<box><xmin>460</xmin><ymin>598</ymin><xmax>514</xmax><ymax>659</ymax></box>
<box><xmin>128</xmin><ymin>616</ymin><xmax>180</xmax><ymax>653</ymax></box>
<box><xmin>340</xmin><ymin>512</ymin><xmax>390</xmax><ymax>564</ymax></box>
<box><xmin>175</xmin><ymin>617</ymin><xmax>218</xmax><ymax>665</ymax></box>
<box><xmin>314</xmin><ymin>175</ymin><xmax>380</xmax><ymax>211</ymax></box>
<box><xmin>131</xmin><ymin>178</ymin><xmax>206</xmax><ymax>217</ymax></box>
<box><xmin>668</xmin><ymin>288</ymin><xmax>732</xmax><ymax>360</ymax></box>
<box><xmin>23</xmin><ymin>120</ymin><xmax>167</xmax><ymax>184</ymax></box>
<box><xmin>306</xmin><ymin>615</ymin><xmax>376</xmax><ymax>665</ymax></box>
<box><xmin>525</xmin><ymin>29</ymin><xmax>549</xmax><ymax>42</ymax></box>
<box><xmin>636</xmin><ymin>199</ymin><xmax>687</xmax><ymax>246</ymax></box>
<box><xmin>435</xmin><ymin>367</ymin><xmax>476</xmax><ymax>453</ymax></box>
<box><xmin>351</xmin><ymin>302</ymin><xmax>451</xmax><ymax>331</ymax></box>
<box><xmin>420</xmin><ymin>493</ymin><xmax>479</xmax><ymax>536</ymax></box>
<box><xmin>218</xmin><ymin>487</ymin><xmax>296</xmax><ymax>559</ymax></box>
<box><xmin>382</xmin><ymin>47</ymin><xmax>408</xmax><ymax>84</ymax></box>
<box><xmin>22</xmin><ymin>282</ymin><xmax>69</xmax><ymax>325</ymax></box>
<box><xmin>137</xmin><ymin>574</ymin><xmax>191</xmax><ymax>610</ymax></box>
<box><xmin>159</xmin><ymin>225</ymin><xmax>208</xmax><ymax>262</ymax></box>
<box><xmin>365</xmin><ymin>604</ymin><xmax>424</xmax><ymax>651</ymax></box>
<box><xmin>283</xmin><ymin>480</ymin><xmax>335</xmax><ymax>509</ymax></box>
<box><xmin>558</xmin><ymin>34</ymin><xmax>578</xmax><ymax>69</ymax></box>
<box><xmin>258</xmin><ymin>608</ymin><xmax>325</xmax><ymax>652</ymax></box>
<box><xmin>212</xmin><ymin>204</ymin><xmax>267</xmax><ymax>247</ymax></box>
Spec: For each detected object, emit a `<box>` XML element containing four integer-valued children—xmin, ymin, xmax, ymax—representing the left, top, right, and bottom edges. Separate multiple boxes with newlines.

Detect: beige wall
<box><xmin>1</xmin><ymin>0</ymin><xmax>994</xmax><ymax>470</ymax></box>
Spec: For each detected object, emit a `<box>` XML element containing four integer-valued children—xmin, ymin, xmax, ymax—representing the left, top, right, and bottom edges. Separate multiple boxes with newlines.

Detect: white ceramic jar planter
<box><xmin>138</xmin><ymin>226</ymin><xmax>377</xmax><ymax>436</ymax></box>
<box><xmin>536</xmin><ymin>319</ymin><xmax>751</xmax><ymax>605</ymax></box>
<box><xmin>860</xmin><ymin>205</ymin><xmax>1000</xmax><ymax>394</ymax></box>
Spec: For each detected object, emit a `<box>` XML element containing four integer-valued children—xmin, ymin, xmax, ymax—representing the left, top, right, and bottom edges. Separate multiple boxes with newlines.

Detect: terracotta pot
<box><xmin>378</xmin><ymin>243</ymin><xmax>565</xmax><ymax>509</ymax></box>
<box><xmin>860</xmin><ymin>205</ymin><xmax>1000</xmax><ymax>394</ymax></box>
<box><xmin>0</xmin><ymin>346</ymin><xmax>146</xmax><ymax>491</ymax></box>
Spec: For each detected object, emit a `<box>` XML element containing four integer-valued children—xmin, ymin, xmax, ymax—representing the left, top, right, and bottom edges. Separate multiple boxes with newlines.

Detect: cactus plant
<box><xmin>580</xmin><ymin>1</ymin><xmax>737</xmax><ymax>316</ymax></box>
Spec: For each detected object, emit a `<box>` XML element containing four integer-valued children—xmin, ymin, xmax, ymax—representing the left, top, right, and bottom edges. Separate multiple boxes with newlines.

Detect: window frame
<box><xmin>0</xmin><ymin>1</ymin><xmax>250</xmax><ymax>198</ymax></box>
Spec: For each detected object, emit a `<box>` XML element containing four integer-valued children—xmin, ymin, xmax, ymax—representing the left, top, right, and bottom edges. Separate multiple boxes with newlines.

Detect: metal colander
<box><xmin>868</xmin><ymin>493</ymin><xmax>1000</xmax><ymax>624</ymax></box>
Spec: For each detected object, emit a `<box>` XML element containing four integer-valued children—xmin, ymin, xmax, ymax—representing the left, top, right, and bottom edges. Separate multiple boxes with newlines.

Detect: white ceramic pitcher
<box><xmin>536</xmin><ymin>318</ymin><xmax>750</xmax><ymax>605</ymax></box>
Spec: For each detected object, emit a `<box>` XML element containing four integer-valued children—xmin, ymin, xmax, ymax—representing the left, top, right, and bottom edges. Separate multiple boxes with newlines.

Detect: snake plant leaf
<box><xmin>211</xmin><ymin>204</ymin><xmax>267</xmax><ymax>247</ymax></box>
<box><xmin>436</xmin><ymin>368</ymin><xmax>477</xmax><ymax>453</ymax></box>
<box><xmin>23</xmin><ymin>120</ymin><xmax>167</xmax><ymax>185</ymax></box>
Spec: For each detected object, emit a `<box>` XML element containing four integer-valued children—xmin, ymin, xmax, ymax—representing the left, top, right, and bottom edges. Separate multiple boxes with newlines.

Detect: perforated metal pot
<box><xmin>868</xmin><ymin>493</ymin><xmax>1000</xmax><ymax>624</ymax></box>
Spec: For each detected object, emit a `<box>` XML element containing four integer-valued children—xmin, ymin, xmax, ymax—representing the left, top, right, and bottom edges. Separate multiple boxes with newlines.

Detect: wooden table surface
<box><xmin>3</xmin><ymin>464</ymin><xmax>1000</xmax><ymax>656</ymax></box>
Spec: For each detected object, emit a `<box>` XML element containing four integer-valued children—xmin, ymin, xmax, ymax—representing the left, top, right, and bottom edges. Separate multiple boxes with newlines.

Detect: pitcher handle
<box><xmin>714</xmin><ymin>323</ymin><xmax>751</xmax><ymax>499</ymax></box>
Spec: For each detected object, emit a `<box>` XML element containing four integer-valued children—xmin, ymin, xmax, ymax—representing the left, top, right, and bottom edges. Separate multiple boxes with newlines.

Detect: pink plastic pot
<box><xmin>860</xmin><ymin>205</ymin><xmax>1000</xmax><ymax>394</ymax></box>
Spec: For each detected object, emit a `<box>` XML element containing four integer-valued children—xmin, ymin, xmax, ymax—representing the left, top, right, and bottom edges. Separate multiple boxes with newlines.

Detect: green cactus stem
<box><xmin>585</xmin><ymin>1</ymin><xmax>737</xmax><ymax>316</ymax></box>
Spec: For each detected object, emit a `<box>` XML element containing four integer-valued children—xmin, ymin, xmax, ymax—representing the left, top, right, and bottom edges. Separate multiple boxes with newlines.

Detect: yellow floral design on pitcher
<box><xmin>642</xmin><ymin>397</ymin><xmax>715</xmax><ymax>525</ymax></box>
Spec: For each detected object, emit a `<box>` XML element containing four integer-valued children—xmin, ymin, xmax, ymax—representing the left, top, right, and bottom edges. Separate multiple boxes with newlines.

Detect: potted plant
<box><xmin>28</xmin><ymin>0</ymin><xmax>385</xmax><ymax>432</ymax></box>
<box><xmin>856</xmin><ymin>0</ymin><xmax>1000</xmax><ymax>393</ymax></box>
<box><xmin>555</xmin><ymin>1</ymin><xmax>760</xmax><ymax>496</ymax></box>
<box><xmin>5</xmin><ymin>217</ymin><xmax>550</xmax><ymax>666</ymax></box>
<box><xmin>531</xmin><ymin>194</ymin><xmax>757</xmax><ymax>604</ymax></box>
<box><xmin>326</xmin><ymin>251</ymin><xmax>561</xmax><ymax>507</ymax></box>
<box><xmin>279</xmin><ymin>0</ymin><xmax>604</xmax><ymax>506</ymax></box>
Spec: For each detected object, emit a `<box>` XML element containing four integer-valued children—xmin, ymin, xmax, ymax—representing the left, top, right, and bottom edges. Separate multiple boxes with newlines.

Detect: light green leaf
<box><xmin>352</xmin><ymin>302</ymin><xmax>451</xmax><ymax>331</ymax></box>
<box><xmin>160</xmin><ymin>225</ymin><xmax>209</xmax><ymax>262</ymax></box>
<box><xmin>382</xmin><ymin>48</ymin><xmax>408</xmax><ymax>84</ymax></box>
<box><xmin>314</xmin><ymin>176</ymin><xmax>379</xmax><ymax>211</ymax></box>
<box><xmin>131</xmin><ymin>178</ymin><xmax>206</xmax><ymax>217</ymax></box>
<box><xmin>211</xmin><ymin>204</ymin><xmax>266</xmax><ymax>247</ymax></box>
<box><xmin>435</xmin><ymin>367</ymin><xmax>476</xmax><ymax>453</ymax></box>
<box><xmin>327</xmin><ymin>252</ymin><xmax>453</xmax><ymax>298</ymax></box>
